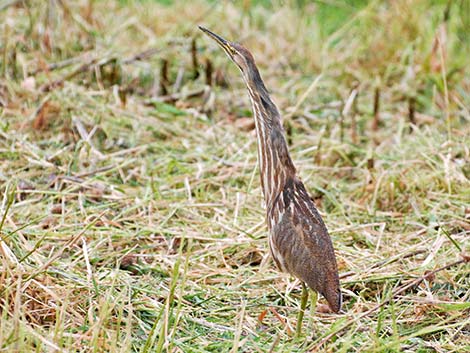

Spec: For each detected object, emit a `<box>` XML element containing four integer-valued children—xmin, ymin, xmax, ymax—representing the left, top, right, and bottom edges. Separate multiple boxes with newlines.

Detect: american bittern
<box><xmin>199</xmin><ymin>27</ymin><xmax>342</xmax><ymax>319</ymax></box>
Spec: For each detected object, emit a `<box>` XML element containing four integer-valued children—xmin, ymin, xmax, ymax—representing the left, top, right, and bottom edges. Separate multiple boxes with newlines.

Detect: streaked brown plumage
<box><xmin>199</xmin><ymin>26</ymin><xmax>341</xmax><ymax>313</ymax></box>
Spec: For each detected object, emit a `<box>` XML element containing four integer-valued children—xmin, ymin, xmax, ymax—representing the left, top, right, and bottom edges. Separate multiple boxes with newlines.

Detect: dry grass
<box><xmin>1</xmin><ymin>0</ymin><xmax>469</xmax><ymax>352</ymax></box>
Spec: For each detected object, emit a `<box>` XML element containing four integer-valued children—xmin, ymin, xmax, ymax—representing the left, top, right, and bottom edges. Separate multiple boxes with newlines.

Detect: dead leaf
<box><xmin>42</xmin><ymin>29</ymin><xmax>52</xmax><ymax>54</ymax></box>
<box><xmin>41</xmin><ymin>216</ymin><xmax>56</xmax><ymax>229</ymax></box>
<box><xmin>21</xmin><ymin>76</ymin><xmax>36</xmax><ymax>91</ymax></box>
<box><xmin>316</xmin><ymin>303</ymin><xmax>334</xmax><ymax>314</ymax></box>
<box><xmin>0</xmin><ymin>83</ymin><xmax>8</xmax><ymax>107</ymax></box>
<box><xmin>214</xmin><ymin>68</ymin><xmax>228</xmax><ymax>87</ymax></box>
<box><xmin>415</xmin><ymin>112</ymin><xmax>436</xmax><ymax>125</ymax></box>
<box><xmin>50</xmin><ymin>204</ymin><xmax>63</xmax><ymax>214</ymax></box>
<box><xmin>423</xmin><ymin>270</ymin><xmax>436</xmax><ymax>283</ymax></box>
<box><xmin>430</xmin><ymin>23</ymin><xmax>447</xmax><ymax>73</ymax></box>
<box><xmin>257</xmin><ymin>309</ymin><xmax>268</xmax><ymax>323</ymax></box>
<box><xmin>455</xmin><ymin>220</ymin><xmax>470</xmax><ymax>231</ymax></box>
<box><xmin>17</xmin><ymin>180</ymin><xmax>35</xmax><ymax>200</ymax></box>
<box><xmin>83</xmin><ymin>183</ymin><xmax>105</xmax><ymax>201</ymax></box>
<box><xmin>235</xmin><ymin>117</ymin><xmax>255</xmax><ymax>131</ymax></box>
<box><xmin>32</xmin><ymin>100</ymin><xmax>60</xmax><ymax>130</ymax></box>
<box><xmin>120</xmin><ymin>254</ymin><xmax>138</xmax><ymax>268</ymax></box>
<box><xmin>33</xmin><ymin>101</ymin><xmax>50</xmax><ymax>130</ymax></box>
<box><xmin>413</xmin><ymin>304</ymin><xmax>427</xmax><ymax>319</ymax></box>
<box><xmin>120</xmin><ymin>254</ymin><xmax>140</xmax><ymax>275</ymax></box>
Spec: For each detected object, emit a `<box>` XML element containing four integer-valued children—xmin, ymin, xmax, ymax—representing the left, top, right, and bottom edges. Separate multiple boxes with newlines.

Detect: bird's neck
<box><xmin>246</xmin><ymin>86</ymin><xmax>296</xmax><ymax>207</ymax></box>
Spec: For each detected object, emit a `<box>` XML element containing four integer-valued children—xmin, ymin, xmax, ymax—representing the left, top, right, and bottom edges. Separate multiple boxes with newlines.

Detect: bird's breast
<box><xmin>266</xmin><ymin>198</ymin><xmax>290</xmax><ymax>273</ymax></box>
<box><xmin>268</xmin><ymin>229</ymin><xmax>288</xmax><ymax>273</ymax></box>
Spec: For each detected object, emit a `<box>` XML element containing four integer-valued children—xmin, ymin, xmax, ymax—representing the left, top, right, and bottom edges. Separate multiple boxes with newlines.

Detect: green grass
<box><xmin>1</xmin><ymin>0</ymin><xmax>469</xmax><ymax>352</ymax></box>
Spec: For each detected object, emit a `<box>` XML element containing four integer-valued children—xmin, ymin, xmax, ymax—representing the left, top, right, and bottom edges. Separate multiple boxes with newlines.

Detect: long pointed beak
<box><xmin>198</xmin><ymin>26</ymin><xmax>230</xmax><ymax>50</ymax></box>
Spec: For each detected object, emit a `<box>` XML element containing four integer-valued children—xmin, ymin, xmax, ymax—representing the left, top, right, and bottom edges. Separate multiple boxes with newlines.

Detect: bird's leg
<box><xmin>295</xmin><ymin>282</ymin><xmax>309</xmax><ymax>337</ymax></box>
<box><xmin>308</xmin><ymin>289</ymin><xmax>318</xmax><ymax>330</ymax></box>
<box><xmin>310</xmin><ymin>289</ymin><xmax>318</xmax><ymax>314</ymax></box>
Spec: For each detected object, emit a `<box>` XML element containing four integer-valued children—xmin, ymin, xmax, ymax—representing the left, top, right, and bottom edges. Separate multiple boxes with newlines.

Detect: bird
<box><xmin>199</xmin><ymin>26</ymin><xmax>342</xmax><ymax>322</ymax></box>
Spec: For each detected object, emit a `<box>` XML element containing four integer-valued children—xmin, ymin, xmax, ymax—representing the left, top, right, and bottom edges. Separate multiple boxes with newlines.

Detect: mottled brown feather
<box><xmin>200</xmin><ymin>26</ymin><xmax>342</xmax><ymax>313</ymax></box>
<box><xmin>271</xmin><ymin>178</ymin><xmax>341</xmax><ymax>312</ymax></box>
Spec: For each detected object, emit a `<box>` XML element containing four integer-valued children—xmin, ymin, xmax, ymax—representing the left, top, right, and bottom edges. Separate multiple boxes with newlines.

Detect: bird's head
<box><xmin>199</xmin><ymin>26</ymin><xmax>256</xmax><ymax>78</ymax></box>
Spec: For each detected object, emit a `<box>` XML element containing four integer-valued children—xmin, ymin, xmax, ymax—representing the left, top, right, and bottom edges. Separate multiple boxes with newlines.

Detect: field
<box><xmin>1</xmin><ymin>0</ymin><xmax>469</xmax><ymax>351</ymax></box>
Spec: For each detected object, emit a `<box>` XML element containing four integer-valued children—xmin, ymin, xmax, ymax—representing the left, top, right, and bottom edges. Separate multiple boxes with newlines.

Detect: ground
<box><xmin>0</xmin><ymin>0</ymin><xmax>469</xmax><ymax>352</ymax></box>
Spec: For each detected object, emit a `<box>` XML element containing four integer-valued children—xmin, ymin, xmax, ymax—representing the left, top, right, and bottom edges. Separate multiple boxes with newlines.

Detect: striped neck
<box><xmin>245</xmin><ymin>81</ymin><xmax>296</xmax><ymax>208</ymax></box>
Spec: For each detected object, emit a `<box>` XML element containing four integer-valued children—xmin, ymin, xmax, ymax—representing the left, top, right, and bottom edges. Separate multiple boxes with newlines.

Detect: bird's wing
<box><xmin>272</xmin><ymin>177</ymin><xmax>342</xmax><ymax>312</ymax></box>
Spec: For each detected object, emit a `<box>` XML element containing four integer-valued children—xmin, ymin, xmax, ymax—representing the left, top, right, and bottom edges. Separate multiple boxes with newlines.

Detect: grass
<box><xmin>1</xmin><ymin>0</ymin><xmax>469</xmax><ymax>351</ymax></box>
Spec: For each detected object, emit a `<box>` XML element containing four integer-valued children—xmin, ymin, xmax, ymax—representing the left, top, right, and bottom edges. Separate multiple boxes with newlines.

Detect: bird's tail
<box><xmin>323</xmin><ymin>286</ymin><xmax>342</xmax><ymax>313</ymax></box>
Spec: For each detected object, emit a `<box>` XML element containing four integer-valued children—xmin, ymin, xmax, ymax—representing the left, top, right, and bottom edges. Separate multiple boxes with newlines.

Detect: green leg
<box><xmin>310</xmin><ymin>289</ymin><xmax>318</xmax><ymax>317</ymax></box>
<box><xmin>306</xmin><ymin>288</ymin><xmax>318</xmax><ymax>332</ymax></box>
<box><xmin>296</xmin><ymin>282</ymin><xmax>309</xmax><ymax>337</ymax></box>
